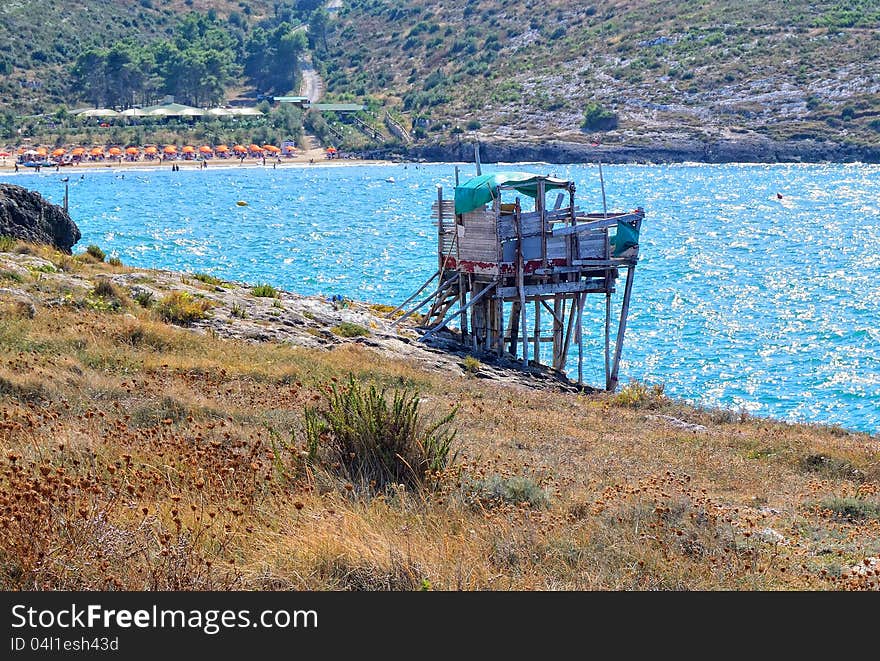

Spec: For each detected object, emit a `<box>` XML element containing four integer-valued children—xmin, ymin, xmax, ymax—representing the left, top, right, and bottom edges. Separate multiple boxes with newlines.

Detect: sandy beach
<box><xmin>0</xmin><ymin>146</ymin><xmax>396</xmax><ymax>175</ymax></box>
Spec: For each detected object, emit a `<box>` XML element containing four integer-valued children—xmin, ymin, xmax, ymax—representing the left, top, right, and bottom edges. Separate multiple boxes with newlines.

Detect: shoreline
<box><xmin>6</xmin><ymin>135</ymin><xmax>880</xmax><ymax>173</ymax></box>
<box><xmin>0</xmin><ymin>154</ymin><xmax>395</xmax><ymax>175</ymax></box>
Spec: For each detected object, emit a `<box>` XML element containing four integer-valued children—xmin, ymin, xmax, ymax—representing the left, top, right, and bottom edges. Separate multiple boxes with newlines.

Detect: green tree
<box><xmin>309</xmin><ymin>9</ymin><xmax>330</xmax><ymax>52</ymax></box>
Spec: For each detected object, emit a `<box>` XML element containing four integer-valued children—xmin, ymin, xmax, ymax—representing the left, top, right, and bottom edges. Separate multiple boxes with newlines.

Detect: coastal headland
<box><xmin>1</xmin><ymin>232</ymin><xmax>877</xmax><ymax>591</ymax></box>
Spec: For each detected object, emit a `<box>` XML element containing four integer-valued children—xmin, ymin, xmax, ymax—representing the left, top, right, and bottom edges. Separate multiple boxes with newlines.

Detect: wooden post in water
<box><xmin>604</xmin><ymin>291</ymin><xmax>612</xmax><ymax>391</ymax></box>
<box><xmin>609</xmin><ymin>265</ymin><xmax>636</xmax><ymax>391</ymax></box>
<box><xmin>576</xmin><ymin>292</ymin><xmax>585</xmax><ymax>386</ymax></box>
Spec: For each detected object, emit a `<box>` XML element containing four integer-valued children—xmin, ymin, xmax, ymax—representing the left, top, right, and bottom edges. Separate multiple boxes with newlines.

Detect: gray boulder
<box><xmin>0</xmin><ymin>183</ymin><xmax>81</xmax><ymax>253</ymax></box>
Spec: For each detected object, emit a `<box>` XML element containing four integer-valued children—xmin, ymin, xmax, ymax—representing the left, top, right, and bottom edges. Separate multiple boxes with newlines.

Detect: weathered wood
<box><xmin>576</xmin><ymin>292</ymin><xmax>585</xmax><ymax>386</ymax></box>
<box><xmin>393</xmin><ymin>273</ymin><xmax>458</xmax><ymax>327</ymax></box>
<box><xmin>561</xmin><ymin>295</ymin><xmax>577</xmax><ymax>371</ymax></box>
<box><xmin>552</xmin><ymin>297</ymin><xmax>563</xmax><ymax>370</ymax></box>
<box><xmin>421</xmin><ymin>280</ymin><xmax>495</xmax><ymax>341</ymax></box>
<box><xmin>387</xmin><ymin>269</ymin><xmax>439</xmax><ymax>318</ymax></box>
<box><xmin>496</xmin><ymin>280</ymin><xmax>606</xmax><ymax>299</ymax></box>
<box><xmin>550</xmin><ymin>212</ymin><xmax>642</xmax><ymax>237</ymax></box>
<box><xmin>609</xmin><ymin>266</ymin><xmax>636</xmax><ymax>391</ymax></box>
<box><xmin>533</xmin><ymin>299</ymin><xmax>541</xmax><ymax>364</ymax></box>
<box><xmin>605</xmin><ymin>292</ymin><xmax>612</xmax><ymax>391</ymax></box>
<box><xmin>508</xmin><ymin>300</ymin><xmax>521</xmax><ymax>355</ymax></box>
<box><xmin>458</xmin><ymin>269</ymin><xmax>467</xmax><ymax>341</ymax></box>
<box><xmin>538</xmin><ymin>180</ymin><xmax>547</xmax><ymax>269</ymax></box>
<box><xmin>496</xmin><ymin>295</ymin><xmax>504</xmax><ymax>356</ymax></box>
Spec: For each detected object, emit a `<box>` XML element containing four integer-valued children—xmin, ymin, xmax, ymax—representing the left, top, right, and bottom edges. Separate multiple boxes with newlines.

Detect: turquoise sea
<box><xmin>4</xmin><ymin>162</ymin><xmax>878</xmax><ymax>434</ymax></box>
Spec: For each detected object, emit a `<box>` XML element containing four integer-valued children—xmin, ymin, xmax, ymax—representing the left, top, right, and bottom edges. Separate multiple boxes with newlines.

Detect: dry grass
<box><xmin>1</xmin><ymin>250</ymin><xmax>878</xmax><ymax>591</ymax></box>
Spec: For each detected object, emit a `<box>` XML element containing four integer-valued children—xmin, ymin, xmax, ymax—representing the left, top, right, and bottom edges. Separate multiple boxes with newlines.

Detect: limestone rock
<box><xmin>0</xmin><ymin>183</ymin><xmax>81</xmax><ymax>253</ymax></box>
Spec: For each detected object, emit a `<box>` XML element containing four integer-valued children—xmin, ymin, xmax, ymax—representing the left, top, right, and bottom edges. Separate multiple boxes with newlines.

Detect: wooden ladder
<box><xmin>423</xmin><ymin>275</ymin><xmax>460</xmax><ymax>327</ymax></box>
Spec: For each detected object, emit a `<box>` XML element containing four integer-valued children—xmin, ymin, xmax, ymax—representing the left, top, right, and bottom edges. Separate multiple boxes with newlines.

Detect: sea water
<box><xmin>4</xmin><ymin>162</ymin><xmax>878</xmax><ymax>434</ymax></box>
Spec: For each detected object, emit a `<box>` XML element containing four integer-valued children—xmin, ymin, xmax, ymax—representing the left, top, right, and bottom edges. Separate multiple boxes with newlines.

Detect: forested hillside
<box><xmin>2</xmin><ymin>1</ymin><xmax>880</xmax><ymax>159</ymax></box>
<box><xmin>0</xmin><ymin>1</ymin><xmax>321</xmax><ymax>115</ymax></box>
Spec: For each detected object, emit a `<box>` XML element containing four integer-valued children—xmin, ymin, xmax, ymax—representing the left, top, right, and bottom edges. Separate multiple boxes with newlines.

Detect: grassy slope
<box><xmin>322</xmin><ymin>0</ymin><xmax>880</xmax><ymax>148</ymax></box>
<box><xmin>1</xmin><ymin>241</ymin><xmax>878</xmax><ymax>590</ymax></box>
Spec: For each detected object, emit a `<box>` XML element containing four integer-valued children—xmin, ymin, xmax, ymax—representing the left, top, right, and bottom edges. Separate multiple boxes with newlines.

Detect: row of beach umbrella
<box><xmin>11</xmin><ymin>144</ymin><xmax>292</xmax><ymax>160</ymax></box>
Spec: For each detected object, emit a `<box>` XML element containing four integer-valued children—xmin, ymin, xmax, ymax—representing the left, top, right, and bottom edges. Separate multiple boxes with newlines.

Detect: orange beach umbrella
<box><xmin>163</xmin><ymin>145</ymin><xmax>177</xmax><ymax>154</ymax></box>
<box><xmin>263</xmin><ymin>145</ymin><xmax>281</xmax><ymax>153</ymax></box>
<box><xmin>90</xmin><ymin>147</ymin><xmax>104</xmax><ymax>157</ymax></box>
<box><xmin>71</xmin><ymin>148</ymin><xmax>85</xmax><ymax>156</ymax></box>
<box><xmin>232</xmin><ymin>145</ymin><xmax>247</xmax><ymax>153</ymax></box>
<box><xmin>108</xmin><ymin>147</ymin><xmax>122</xmax><ymax>156</ymax></box>
<box><xmin>125</xmin><ymin>147</ymin><xmax>139</xmax><ymax>155</ymax></box>
<box><xmin>215</xmin><ymin>144</ymin><xmax>229</xmax><ymax>152</ymax></box>
<box><xmin>36</xmin><ymin>147</ymin><xmax>48</xmax><ymax>156</ymax></box>
<box><xmin>144</xmin><ymin>146</ymin><xmax>158</xmax><ymax>154</ymax></box>
<box><xmin>198</xmin><ymin>145</ymin><xmax>213</xmax><ymax>154</ymax></box>
<box><xmin>181</xmin><ymin>145</ymin><xmax>196</xmax><ymax>153</ymax></box>
<box><xmin>248</xmin><ymin>144</ymin><xmax>263</xmax><ymax>153</ymax></box>
<box><xmin>51</xmin><ymin>148</ymin><xmax>66</xmax><ymax>157</ymax></box>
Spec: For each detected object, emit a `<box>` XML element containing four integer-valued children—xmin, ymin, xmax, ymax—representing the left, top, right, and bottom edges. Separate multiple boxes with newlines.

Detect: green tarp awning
<box><xmin>454</xmin><ymin>172</ymin><xmax>570</xmax><ymax>215</ymax></box>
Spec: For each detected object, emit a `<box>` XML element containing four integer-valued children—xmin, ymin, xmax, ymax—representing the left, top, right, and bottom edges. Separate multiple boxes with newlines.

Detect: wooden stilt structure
<box><xmin>396</xmin><ymin>161</ymin><xmax>645</xmax><ymax>391</ymax></box>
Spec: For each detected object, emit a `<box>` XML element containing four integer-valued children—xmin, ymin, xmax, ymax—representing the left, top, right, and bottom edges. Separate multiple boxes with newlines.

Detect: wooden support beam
<box><xmin>609</xmin><ymin>266</ymin><xmax>636</xmax><ymax>391</ymax></box>
<box><xmin>552</xmin><ymin>297</ymin><xmax>563</xmax><ymax>371</ymax></box>
<box><xmin>533</xmin><ymin>299</ymin><xmax>541</xmax><ymax>365</ymax></box>
<box><xmin>605</xmin><ymin>292</ymin><xmax>612</xmax><ymax>391</ymax></box>
<box><xmin>496</xmin><ymin>280</ymin><xmax>606</xmax><ymax>299</ymax></box>
<box><xmin>392</xmin><ymin>273</ymin><xmax>457</xmax><ymax>327</ymax></box>
<box><xmin>508</xmin><ymin>300</ymin><xmax>520</xmax><ymax>356</ymax></box>
<box><xmin>561</xmin><ymin>295</ymin><xmax>577</xmax><ymax>372</ymax></box>
<box><xmin>576</xmin><ymin>292</ymin><xmax>585</xmax><ymax>386</ymax></box>
<box><xmin>421</xmin><ymin>281</ymin><xmax>495</xmax><ymax>341</ymax></box>
<box><xmin>550</xmin><ymin>212</ymin><xmax>642</xmax><ymax>237</ymax></box>
<box><xmin>496</xmin><ymin>296</ymin><xmax>504</xmax><ymax>357</ymax></box>
<box><xmin>386</xmin><ymin>269</ymin><xmax>438</xmax><ymax>319</ymax></box>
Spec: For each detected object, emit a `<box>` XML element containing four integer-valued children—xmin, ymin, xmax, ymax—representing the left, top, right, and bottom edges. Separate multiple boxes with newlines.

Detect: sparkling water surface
<box><xmin>5</xmin><ymin>162</ymin><xmax>878</xmax><ymax>434</ymax></box>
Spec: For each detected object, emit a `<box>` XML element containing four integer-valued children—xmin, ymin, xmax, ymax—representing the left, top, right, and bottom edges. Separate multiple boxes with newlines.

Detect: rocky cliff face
<box><xmin>0</xmin><ymin>183</ymin><xmax>81</xmax><ymax>253</ymax></box>
<box><xmin>374</xmin><ymin>137</ymin><xmax>880</xmax><ymax>166</ymax></box>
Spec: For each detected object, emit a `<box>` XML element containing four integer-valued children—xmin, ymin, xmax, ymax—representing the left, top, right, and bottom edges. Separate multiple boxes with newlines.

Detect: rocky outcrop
<box><xmin>367</xmin><ymin>137</ymin><xmax>880</xmax><ymax>165</ymax></box>
<box><xmin>0</xmin><ymin>184</ymin><xmax>81</xmax><ymax>253</ymax></box>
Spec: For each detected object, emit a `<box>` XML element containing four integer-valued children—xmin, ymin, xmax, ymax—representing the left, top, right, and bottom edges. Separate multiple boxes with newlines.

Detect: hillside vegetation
<box><xmin>3</xmin><ymin>1</ymin><xmax>880</xmax><ymax>158</ymax></box>
<box><xmin>1</xmin><ymin>240</ymin><xmax>878</xmax><ymax>590</ymax></box>
<box><xmin>319</xmin><ymin>0</ymin><xmax>880</xmax><ymax>151</ymax></box>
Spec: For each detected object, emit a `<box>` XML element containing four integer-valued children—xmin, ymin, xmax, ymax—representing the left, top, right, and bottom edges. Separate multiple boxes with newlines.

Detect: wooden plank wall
<box><xmin>459</xmin><ymin>209</ymin><xmax>499</xmax><ymax>262</ymax></box>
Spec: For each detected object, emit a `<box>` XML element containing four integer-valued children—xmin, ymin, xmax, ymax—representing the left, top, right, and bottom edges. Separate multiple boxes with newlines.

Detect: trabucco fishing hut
<box><xmin>392</xmin><ymin>165</ymin><xmax>645</xmax><ymax>391</ymax></box>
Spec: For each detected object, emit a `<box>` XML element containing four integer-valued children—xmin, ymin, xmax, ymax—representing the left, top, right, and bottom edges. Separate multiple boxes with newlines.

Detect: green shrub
<box><xmin>581</xmin><ymin>102</ymin><xmax>618</xmax><ymax>130</ymax></box>
<box><xmin>85</xmin><ymin>279</ymin><xmax>128</xmax><ymax>312</ymax></box>
<box><xmin>612</xmin><ymin>380</ymin><xmax>667</xmax><ymax>408</ymax></box>
<box><xmin>472</xmin><ymin>475</ymin><xmax>549</xmax><ymax>508</ymax></box>
<box><xmin>303</xmin><ymin>375</ymin><xmax>458</xmax><ymax>492</ymax></box>
<box><xmin>0</xmin><ymin>236</ymin><xmax>18</xmax><ymax>252</ymax></box>
<box><xmin>192</xmin><ymin>272</ymin><xmax>224</xmax><ymax>286</ymax></box>
<box><xmin>818</xmin><ymin>497</ymin><xmax>880</xmax><ymax>521</ymax></box>
<box><xmin>462</xmin><ymin>355</ymin><xmax>481</xmax><ymax>374</ymax></box>
<box><xmin>800</xmin><ymin>454</ymin><xmax>863</xmax><ymax>480</ymax></box>
<box><xmin>85</xmin><ymin>245</ymin><xmax>105</xmax><ymax>262</ymax></box>
<box><xmin>332</xmin><ymin>322</ymin><xmax>369</xmax><ymax>337</ymax></box>
<box><xmin>0</xmin><ymin>269</ymin><xmax>25</xmax><ymax>283</ymax></box>
<box><xmin>108</xmin><ymin>255</ymin><xmax>122</xmax><ymax>267</ymax></box>
<box><xmin>156</xmin><ymin>291</ymin><xmax>212</xmax><ymax>325</ymax></box>
<box><xmin>133</xmin><ymin>290</ymin><xmax>154</xmax><ymax>308</ymax></box>
<box><xmin>251</xmin><ymin>283</ymin><xmax>279</xmax><ymax>298</ymax></box>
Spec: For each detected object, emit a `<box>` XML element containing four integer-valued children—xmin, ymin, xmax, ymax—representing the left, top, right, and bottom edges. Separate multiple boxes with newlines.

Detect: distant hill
<box><xmin>318</xmin><ymin>0</ymin><xmax>880</xmax><ymax>159</ymax></box>
<box><xmin>0</xmin><ymin>1</ymin><xmax>269</xmax><ymax>110</ymax></box>
<box><xmin>2</xmin><ymin>1</ymin><xmax>880</xmax><ymax>161</ymax></box>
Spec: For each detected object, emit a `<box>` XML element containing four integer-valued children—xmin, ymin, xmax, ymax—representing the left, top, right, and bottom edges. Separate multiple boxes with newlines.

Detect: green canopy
<box><xmin>454</xmin><ymin>172</ymin><xmax>570</xmax><ymax>215</ymax></box>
